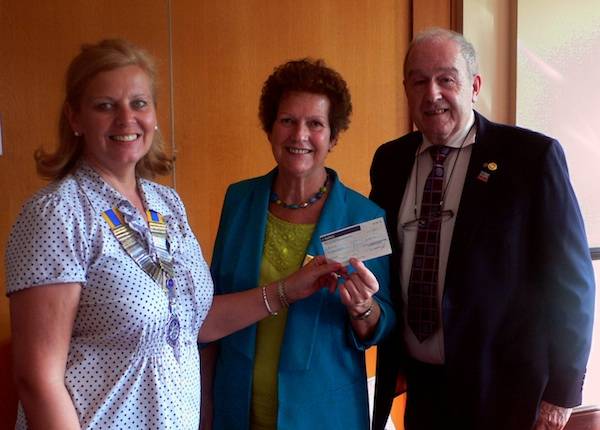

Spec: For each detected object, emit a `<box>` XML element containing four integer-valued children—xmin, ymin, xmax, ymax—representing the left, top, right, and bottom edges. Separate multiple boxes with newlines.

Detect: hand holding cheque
<box><xmin>319</xmin><ymin>217</ymin><xmax>392</xmax><ymax>324</ymax></box>
<box><xmin>320</xmin><ymin>217</ymin><xmax>392</xmax><ymax>266</ymax></box>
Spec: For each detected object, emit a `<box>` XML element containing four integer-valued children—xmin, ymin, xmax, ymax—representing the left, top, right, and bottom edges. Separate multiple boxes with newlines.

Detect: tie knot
<box><xmin>429</xmin><ymin>145</ymin><xmax>451</xmax><ymax>165</ymax></box>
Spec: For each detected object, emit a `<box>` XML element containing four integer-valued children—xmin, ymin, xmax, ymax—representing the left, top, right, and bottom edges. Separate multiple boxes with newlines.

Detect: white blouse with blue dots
<box><xmin>6</xmin><ymin>163</ymin><xmax>213</xmax><ymax>429</ymax></box>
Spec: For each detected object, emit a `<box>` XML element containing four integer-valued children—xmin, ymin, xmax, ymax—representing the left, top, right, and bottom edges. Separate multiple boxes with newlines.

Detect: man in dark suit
<box><xmin>370</xmin><ymin>28</ymin><xmax>595</xmax><ymax>430</ymax></box>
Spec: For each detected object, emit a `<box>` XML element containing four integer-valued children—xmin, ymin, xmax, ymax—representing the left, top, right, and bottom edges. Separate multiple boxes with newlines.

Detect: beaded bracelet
<box><xmin>350</xmin><ymin>303</ymin><xmax>373</xmax><ymax>321</ymax></box>
<box><xmin>262</xmin><ymin>285</ymin><xmax>278</xmax><ymax>316</ymax></box>
<box><xmin>277</xmin><ymin>281</ymin><xmax>290</xmax><ymax>308</ymax></box>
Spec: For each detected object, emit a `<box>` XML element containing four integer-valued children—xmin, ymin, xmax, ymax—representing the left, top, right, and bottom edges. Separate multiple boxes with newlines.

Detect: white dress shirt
<box><xmin>398</xmin><ymin>112</ymin><xmax>476</xmax><ymax>364</ymax></box>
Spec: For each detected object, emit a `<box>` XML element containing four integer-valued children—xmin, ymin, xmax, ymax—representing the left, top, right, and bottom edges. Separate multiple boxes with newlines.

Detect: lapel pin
<box><xmin>477</xmin><ymin>171</ymin><xmax>490</xmax><ymax>182</ymax></box>
<box><xmin>486</xmin><ymin>162</ymin><xmax>498</xmax><ymax>171</ymax></box>
<box><xmin>477</xmin><ymin>161</ymin><xmax>497</xmax><ymax>182</ymax></box>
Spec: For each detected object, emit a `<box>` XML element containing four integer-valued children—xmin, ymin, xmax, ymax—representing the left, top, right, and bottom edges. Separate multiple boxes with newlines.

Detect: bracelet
<box><xmin>277</xmin><ymin>281</ymin><xmax>290</xmax><ymax>308</ymax></box>
<box><xmin>351</xmin><ymin>303</ymin><xmax>373</xmax><ymax>321</ymax></box>
<box><xmin>261</xmin><ymin>285</ymin><xmax>278</xmax><ymax>316</ymax></box>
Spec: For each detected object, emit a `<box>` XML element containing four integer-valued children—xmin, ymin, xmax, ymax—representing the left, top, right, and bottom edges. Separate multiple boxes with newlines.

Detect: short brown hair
<box><xmin>259</xmin><ymin>58</ymin><xmax>352</xmax><ymax>141</ymax></box>
<box><xmin>36</xmin><ymin>38</ymin><xmax>172</xmax><ymax>181</ymax></box>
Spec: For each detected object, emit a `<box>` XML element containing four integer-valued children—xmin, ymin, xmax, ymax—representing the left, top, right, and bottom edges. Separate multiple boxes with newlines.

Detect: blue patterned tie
<box><xmin>407</xmin><ymin>145</ymin><xmax>451</xmax><ymax>342</ymax></box>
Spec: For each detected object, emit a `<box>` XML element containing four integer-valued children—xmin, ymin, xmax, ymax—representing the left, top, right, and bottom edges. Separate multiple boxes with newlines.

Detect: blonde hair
<box><xmin>35</xmin><ymin>38</ymin><xmax>172</xmax><ymax>180</ymax></box>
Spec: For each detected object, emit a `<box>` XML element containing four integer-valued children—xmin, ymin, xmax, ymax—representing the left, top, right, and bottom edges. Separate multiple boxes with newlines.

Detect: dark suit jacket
<box><xmin>371</xmin><ymin>112</ymin><xmax>595</xmax><ymax>430</ymax></box>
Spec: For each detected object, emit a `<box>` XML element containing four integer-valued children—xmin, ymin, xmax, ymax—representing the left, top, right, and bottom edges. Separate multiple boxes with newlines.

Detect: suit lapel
<box><xmin>376</xmin><ymin>135</ymin><xmax>421</xmax><ymax>298</ymax></box>
<box><xmin>222</xmin><ymin>172</ymin><xmax>273</xmax><ymax>360</ymax></box>
<box><xmin>447</xmin><ymin>113</ymin><xmax>501</xmax><ymax>277</ymax></box>
<box><xmin>279</xmin><ymin>169</ymin><xmax>346</xmax><ymax>371</ymax></box>
<box><xmin>380</xmin><ymin>136</ymin><xmax>420</xmax><ymax>240</ymax></box>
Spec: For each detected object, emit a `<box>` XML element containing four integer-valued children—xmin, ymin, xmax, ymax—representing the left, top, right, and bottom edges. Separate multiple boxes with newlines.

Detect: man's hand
<box><xmin>533</xmin><ymin>401</ymin><xmax>572</xmax><ymax>430</ymax></box>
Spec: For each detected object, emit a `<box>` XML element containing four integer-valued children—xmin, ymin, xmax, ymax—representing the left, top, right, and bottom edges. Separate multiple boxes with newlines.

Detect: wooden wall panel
<box><xmin>413</xmin><ymin>0</ymin><xmax>453</xmax><ymax>34</ymax></box>
<box><xmin>171</xmin><ymin>0</ymin><xmax>411</xmax><ymax>259</ymax></box>
<box><xmin>0</xmin><ymin>1</ymin><xmax>170</xmax><ymax>427</ymax></box>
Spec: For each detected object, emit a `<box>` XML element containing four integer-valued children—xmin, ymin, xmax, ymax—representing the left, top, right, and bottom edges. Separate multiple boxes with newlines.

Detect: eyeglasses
<box><xmin>400</xmin><ymin>209</ymin><xmax>454</xmax><ymax>231</ymax></box>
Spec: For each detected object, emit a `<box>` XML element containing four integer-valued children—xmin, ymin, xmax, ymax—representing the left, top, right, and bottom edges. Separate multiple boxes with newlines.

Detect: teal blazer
<box><xmin>210</xmin><ymin>168</ymin><xmax>395</xmax><ymax>429</ymax></box>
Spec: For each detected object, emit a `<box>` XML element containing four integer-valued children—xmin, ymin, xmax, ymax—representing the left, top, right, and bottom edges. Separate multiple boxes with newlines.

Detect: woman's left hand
<box><xmin>339</xmin><ymin>258</ymin><xmax>379</xmax><ymax>318</ymax></box>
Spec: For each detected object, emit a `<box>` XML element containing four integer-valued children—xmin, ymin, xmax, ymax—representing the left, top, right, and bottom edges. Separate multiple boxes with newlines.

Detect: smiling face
<box><xmin>269</xmin><ymin>91</ymin><xmax>335</xmax><ymax>180</ymax></box>
<box><xmin>67</xmin><ymin>65</ymin><xmax>157</xmax><ymax>177</ymax></box>
<box><xmin>404</xmin><ymin>37</ymin><xmax>481</xmax><ymax>145</ymax></box>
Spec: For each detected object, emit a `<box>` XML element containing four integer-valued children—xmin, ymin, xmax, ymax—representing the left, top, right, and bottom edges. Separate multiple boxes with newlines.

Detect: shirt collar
<box><xmin>418</xmin><ymin>110</ymin><xmax>477</xmax><ymax>156</ymax></box>
<box><xmin>73</xmin><ymin>162</ymin><xmax>161</xmax><ymax>217</ymax></box>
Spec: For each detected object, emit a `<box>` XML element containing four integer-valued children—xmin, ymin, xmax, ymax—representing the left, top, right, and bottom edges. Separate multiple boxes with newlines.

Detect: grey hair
<box><xmin>404</xmin><ymin>28</ymin><xmax>479</xmax><ymax>77</ymax></box>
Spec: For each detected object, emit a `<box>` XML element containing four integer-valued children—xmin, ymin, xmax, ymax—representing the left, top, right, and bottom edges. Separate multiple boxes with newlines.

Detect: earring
<box><xmin>74</xmin><ymin>131</ymin><xmax>81</xmax><ymax>137</ymax></box>
<box><xmin>154</xmin><ymin>125</ymin><xmax>159</xmax><ymax>131</ymax></box>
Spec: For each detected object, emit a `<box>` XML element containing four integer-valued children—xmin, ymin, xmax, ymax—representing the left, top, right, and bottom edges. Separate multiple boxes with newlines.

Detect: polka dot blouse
<box><xmin>5</xmin><ymin>163</ymin><xmax>213</xmax><ymax>429</ymax></box>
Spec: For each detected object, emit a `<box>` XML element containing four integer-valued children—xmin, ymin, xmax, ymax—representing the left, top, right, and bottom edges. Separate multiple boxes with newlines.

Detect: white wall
<box><xmin>464</xmin><ymin>0</ymin><xmax>600</xmax><ymax>407</ymax></box>
<box><xmin>463</xmin><ymin>0</ymin><xmax>515</xmax><ymax>125</ymax></box>
<box><xmin>516</xmin><ymin>0</ymin><xmax>600</xmax><ymax>247</ymax></box>
<box><xmin>516</xmin><ymin>0</ymin><xmax>600</xmax><ymax>407</ymax></box>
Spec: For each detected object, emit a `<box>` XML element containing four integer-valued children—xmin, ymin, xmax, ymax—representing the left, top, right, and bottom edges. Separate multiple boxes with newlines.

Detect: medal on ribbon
<box><xmin>165</xmin><ymin>278</ymin><xmax>181</xmax><ymax>361</ymax></box>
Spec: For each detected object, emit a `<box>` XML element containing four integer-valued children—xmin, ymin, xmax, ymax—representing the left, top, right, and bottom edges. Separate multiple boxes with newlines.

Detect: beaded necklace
<box><xmin>270</xmin><ymin>174</ymin><xmax>329</xmax><ymax>209</ymax></box>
